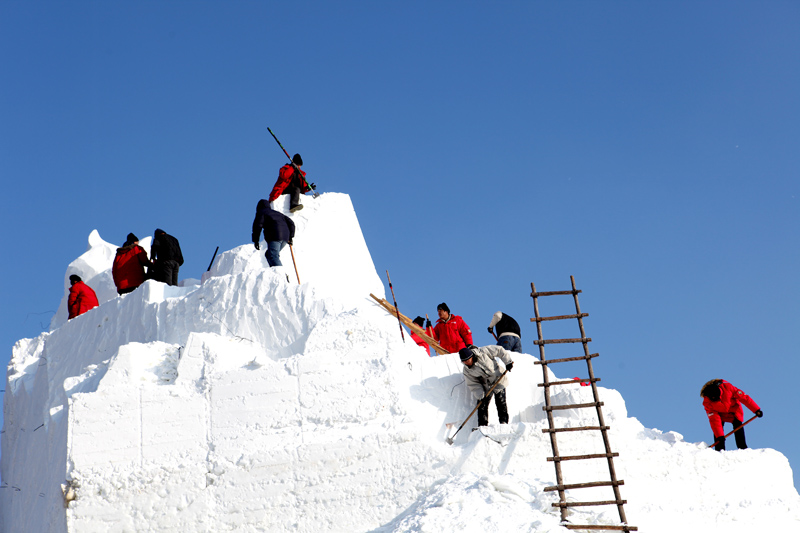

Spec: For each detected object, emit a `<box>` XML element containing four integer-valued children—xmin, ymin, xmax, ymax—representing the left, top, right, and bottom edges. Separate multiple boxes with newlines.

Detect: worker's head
<box><xmin>292</xmin><ymin>153</ymin><xmax>303</xmax><ymax>166</ymax></box>
<box><xmin>700</xmin><ymin>379</ymin><xmax>723</xmax><ymax>402</ymax></box>
<box><xmin>459</xmin><ymin>346</ymin><xmax>475</xmax><ymax>367</ymax></box>
<box><xmin>437</xmin><ymin>302</ymin><xmax>450</xmax><ymax>320</ymax></box>
<box><xmin>413</xmin><ymin>316</ymin><xmax>425</xmax><ymax>327</ymax></box>
<box><xmin>124</xmin><ymin>233</ymin><xmax>139</xmax><ymax>247</ymax></box>
<box><xmin>69</xmin><ymin>274</ymin><xmax>81</xmax><ymax>286</ymax></box>
<box><xmin>154</xmin><ymin>228</ymin><xmax>165</xmax><ymax>237</ymax></box>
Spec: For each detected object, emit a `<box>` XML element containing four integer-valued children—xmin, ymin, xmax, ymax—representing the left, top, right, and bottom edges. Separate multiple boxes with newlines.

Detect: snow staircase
<box><xmin>531</xmin><ymin>276</ymin><xmax>637</xmax><ymax>532</ymax></box>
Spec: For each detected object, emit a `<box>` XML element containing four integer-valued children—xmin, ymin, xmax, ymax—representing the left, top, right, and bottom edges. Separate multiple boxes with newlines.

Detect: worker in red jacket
<box><xmin>112</xmin><ymin>233</ymin><xmax>152</xmax><ymax>295</ymax></box>
<box><xmin>433</xmin><ymin>303</ymin><xmax>473</xmax><ymax>354</ymax></box>
<box><xmin>268</xmin><ymin>154</ymin><xmax>314</xmax><ymax>213</ymax></box>
<box><xmin>67</xmin><ymin>275</ymin><xmax>99</xmax><ymax>319</ymax></box>
<box><xmin>701</xmin><ymin>379</ymin><xmax>763</xmax><ymax>451</ymax></box>
<box><xmin>410</xmin><ymin>316</ymin><xmax>432</xmax><ymax>356</ymax></box>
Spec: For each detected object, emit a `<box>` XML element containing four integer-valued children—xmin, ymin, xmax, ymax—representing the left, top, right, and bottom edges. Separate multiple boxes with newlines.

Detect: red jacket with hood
<box><xmin>433</xmin><ymin>314</ymin><xmax>473</xmax><ymax>354</ymax></box>
<box><xmin>68</xmin><ymin>281</ymin><xmax>99</xmax><ymax>319</ymax></box>
<box><xmin>703</xmin><ymin>380</ymin><xmax>760</xmax><ymax>438</ymax></box>
<box><xmin>112</xmin><ymin>244</ymin><xmax>150</xmax><ymax>293</ymax></box>
<box><xmin>269</xmin><ymin>164</ymin><xmax>310</xmax><ymax>202</ymax></box>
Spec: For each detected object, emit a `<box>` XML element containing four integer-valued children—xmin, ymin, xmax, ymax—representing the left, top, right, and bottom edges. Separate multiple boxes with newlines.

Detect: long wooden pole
<box><xmin>289</xmin><ymin>244</ymin><xmax>300</xmax><ymax>284</ymax></box>
<box><xmin>707</xmin><ymin>415</ymin><xmax>759</xmax><ymax>448</ymax></box>
<box><xmin>386</xmin><ymin>270</ymin><xmax>405</xmax><ymax>342</ymax></box>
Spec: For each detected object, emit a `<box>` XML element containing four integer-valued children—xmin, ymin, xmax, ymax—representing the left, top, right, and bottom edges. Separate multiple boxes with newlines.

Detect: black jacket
<box><xmin>252</xmin><ymin>199</ymin><xmax>296</xmax><ymax>243</ymax></box>
<box><xmin>152</xmin><ymin>231</ymin><xmax>184</xmax><ymax>266</ymax></box>
<box><xmin>493</xmin><ymin>313</ymin><xmax>521</xmax><ymax>338</ymax></box>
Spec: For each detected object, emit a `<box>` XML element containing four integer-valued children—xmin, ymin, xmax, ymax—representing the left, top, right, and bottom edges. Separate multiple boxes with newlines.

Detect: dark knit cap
<box><xmin>459</xmin><ymin>347</ymin><xmax>474</xmax><ymax>362</ymax></box>
<box><xmin>437</xmin><ymin>302</ymin><xmax>450</xmax><ymax>314</ymax></box>
<box><xmin>292</xmin><ymin>153</ymin><xmax>303</xmax><ymax>166</ymax></box>
<box><xmin>154</xmin><ymin>228</ymin><xmax>165</xmax><ymax>236</ymax></box>
<box><xmin>69</xmin><ymin>274</ymin><xmax>81</xmax><ymax>283</ymax></box>
<box><xmin>413</xmin><ymin>316</ymin><xmax>425</xmax><ymax>327</ymax></box>
<box><xmin>126</xmin><ymin>233</ymin><xmax>139</xmax><ymax>245</ymax></box>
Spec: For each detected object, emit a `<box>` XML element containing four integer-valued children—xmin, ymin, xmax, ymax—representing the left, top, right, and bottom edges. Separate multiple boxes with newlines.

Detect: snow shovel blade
<box><xmin>446</xmin><ymin>436</ymin><xmax>454</xmax><ymax>445</ymax></box>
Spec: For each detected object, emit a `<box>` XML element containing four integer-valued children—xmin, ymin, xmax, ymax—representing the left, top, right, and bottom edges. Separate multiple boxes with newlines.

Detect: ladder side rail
<box><xmin>570</xmin><ymin>275</ymin><xmax>629</xmax><ymax>525</ymax></box>
<box><xmin>532</xmin><ymin>281</ymin><xmax>568</xmax><ymax>522</ymax></box>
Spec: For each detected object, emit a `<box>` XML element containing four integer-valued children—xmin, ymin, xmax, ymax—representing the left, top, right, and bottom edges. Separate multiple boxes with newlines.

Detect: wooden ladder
<box><xmin>531</xmin><ymin>276</ymin><xmax>637</xmax><ymax>532</ymax></box>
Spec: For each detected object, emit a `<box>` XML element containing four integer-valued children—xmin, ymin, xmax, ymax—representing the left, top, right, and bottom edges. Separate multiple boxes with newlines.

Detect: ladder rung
<box><xmin>534</xmin><ymin>337</ymin><xmax>591</xmax><ymax>346</ymax></box>
<box><xmin>542</xmin><ymin>426</ymin><xmax>610</xmax><ymax>434</ymax></box>
<box><xmin>531</xmin><ymin>313</ymin><xmax>588</xmax><ymax>322</ymax></box>
<box><xmin>544</xmin><ymin>480</ymin><xmax>624</xmax><ymax>492</ymax></box>
<box><xmin>535</xmin><ymin>353</ymin><xmax>598</xmax><ymax>365</ymax></box>
<box><xmin>548</xmin><ymin>452</ymin><xmax>619</xmax><ymax>462</ymax></box>
<box><xmin>539</xmin><ymin>378</ymin><xmax>600</xmax><ymax>387</ymax></box>
<box><xmin>552</xmin><ymin>499</ymin><xmax>627</xmax><ymax>508</ymax></box>
<box><xmin>564</xmin><ymin>525</ymin><xmax>638</xmax><ymax>531</ymax></box>
<box><xmin>544</xmin><ymin>402</ymin><xmax>603</xmax><ymax>411</ymax></box>
<box><xmin>531</xmin><ymin>289</ymin><xmax>581</xmax><ymax>297</ymax></box>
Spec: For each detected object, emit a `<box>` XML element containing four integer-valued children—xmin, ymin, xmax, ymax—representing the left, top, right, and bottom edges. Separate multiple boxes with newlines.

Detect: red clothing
<box><xmin>433</xmin><ymin>314</ymin><xmax>473</xmax><ymax>354</ymax></box>
<box><xmin>68</xmin><ymin>281</ymin><xmax>99</xmax><ymax>319</ymax></box>
<box><xmin>269</xmin><ymin>164</ymin><xmax>310</xmax><ymax>202</ymax></box>
<box><xmin>703</xmin><ymin>381</ymin><xmax>760</xmax><ymax>438</ymax></box>
<box><xmin>112</xmin><ymin>244</ymin><xmax>150</xmax><ymax>293</ymax></box>
<box><xmin>410</xmin><ymin>331</ymin><xmax>431</xmax><ymax>356</ymax></box>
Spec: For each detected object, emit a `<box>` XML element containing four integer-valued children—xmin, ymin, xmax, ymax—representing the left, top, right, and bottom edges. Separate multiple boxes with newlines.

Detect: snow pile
<box><xmin>3</xmin><ymin>192</ymin><xmax>799</xmax><ymax>532</ymax></box>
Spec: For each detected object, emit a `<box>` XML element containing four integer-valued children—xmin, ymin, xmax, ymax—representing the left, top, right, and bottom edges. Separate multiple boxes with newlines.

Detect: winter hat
<box><xmin>413</xmin><ymin>316</ymin><xmax>425</xmax><ymax>327</ymax></box>
<box><xmin>69</xmin><ymin>274</ymin><xmax>81</xmax><ymax>283</ymax></box>
<box><xmin>154</xmin><ymin>228</ymin><xmax>165</xmax><ymax>236</ymax></box>
<box><xmin>437</xmin><ymin>302</ymin><xmax>450</xmax><ymax>314</ymax></box>
<box><xmin>459</xmin><ymin>347</ymin><xmax>474</xmax><ymax>362</ymax></box>
<box><xmin>125</xmin><ymin>233</ymin><xmax>139</xmax><ymax>246</ymax></box>
<box><xmin>292</xmin><ymin>153</ymin><xmax>303</xmax><ymax>166</ymax></box>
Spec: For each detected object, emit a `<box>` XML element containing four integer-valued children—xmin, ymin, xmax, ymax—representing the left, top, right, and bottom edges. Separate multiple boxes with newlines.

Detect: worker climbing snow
<box><xmin>488</xmin><ymin>311</ymin><xmax>522</xmax><ymax>353</ymax></box>
<box><xmin>700</xmin><ymin>379</ymin><xmax>763</xmax><ymax>451</ymax></box>
<box><xmin>269</xmin><ymin>153</ymin><xmax>315</xmax><ymax>213</ymax></box>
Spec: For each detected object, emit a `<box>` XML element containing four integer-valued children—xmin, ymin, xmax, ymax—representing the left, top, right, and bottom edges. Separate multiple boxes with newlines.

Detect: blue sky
<box><xmin>2</xmin><ymin>2</ymin><xmax>798</xmax><ymax>487</ymax></box>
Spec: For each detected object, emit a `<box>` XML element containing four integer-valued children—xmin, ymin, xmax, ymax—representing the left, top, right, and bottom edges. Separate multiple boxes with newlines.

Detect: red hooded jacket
<box><xmin>68</xmin><ymin>281</ymin><xmax>99</xmax><ymax>319</ymax></box>
<box><xmin>112</xmin><ymin>244</ymin><xmax>150</xmax><ymax>293</ymax></box>
<box><xmin>703</xmin><ymin>380</ymin><xmax>760</xmax><ymax>438</ymax></box>
<box><xmin>410</xmin><ymin>331</ymin><xmax>431</xmax><ymax>356</ymax></box>
<box><xmin>269</xmin><ymin>164</ymin><xmax>310</xmax><ymax>202</ymax></box>
<box><xmin>433</xmin><ymin>314</ymin><xmax>473</xmax><ymax>354</ymax></box>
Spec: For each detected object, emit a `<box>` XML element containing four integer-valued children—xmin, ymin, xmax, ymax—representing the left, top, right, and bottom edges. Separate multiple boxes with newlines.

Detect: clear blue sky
<box><xmin>2</xmin><ymin>2</ymin><xmax>798</xmax><ymax>488</ymax></box>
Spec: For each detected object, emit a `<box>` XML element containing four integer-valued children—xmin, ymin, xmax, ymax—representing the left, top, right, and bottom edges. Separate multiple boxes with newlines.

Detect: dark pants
<box><xmin>477</xmin><ymin>389</ymin><xmax>508</xmax><ymax>426</ymax></box>
<box><xmin>714</xmin><ymin>418</ymin><xmax>747</xmax><ymax>451</ymax></box>
<box><xmin>153</xmin><ymin>260</ymin><xmax>180</xmax><ymax>286</ymax></box>
<box><xmin>118</xmin><ymin>286</ymin><xmax>137</xmax><ymax>295</ymax></box>
<box><xmin>286</xmin><ymin>175</ymin><xmax>304</xmax><ymax>209</ymax></box>
<box><xmin>497</xmin><ymin>335</ymin><xmax>522</xmax><ymax>353</ymax></box>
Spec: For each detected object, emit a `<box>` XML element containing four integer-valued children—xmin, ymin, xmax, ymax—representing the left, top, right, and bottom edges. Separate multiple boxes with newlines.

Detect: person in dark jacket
<box><xmin>252</xmin><ymin>199</ymin><xmax>296</xmax><ymax>267</ymax></box>
<box><xmin>488</xmin><ymin>311</ymin><xmax>522</xmax><ymax>353</ymax></box>
<box><xmin>150</xmin><ymin>229</ymin><xmax>184</xmax><ymax>286</ymax></box>
<box><xmin>701</xmin><ymin>379</ymin><xmax>763</xmax><ymax>451</ymax></box>
<box><xmin>268</xmin><ymin>154</ymin><xmax>314</xmax><ymax>212</ymax></box>
<box><xmin>67</xmin><ymin>274</ymin><xmax>99</xmax><ymax>319</ymax></box>
<box><xmin>112</xmin><ymin>233</ymin><xmax>151</xmax><ymax>295</ymax></box>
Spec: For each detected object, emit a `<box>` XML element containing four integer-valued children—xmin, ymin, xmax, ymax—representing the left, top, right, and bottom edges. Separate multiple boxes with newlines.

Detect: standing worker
<box><xmin>459</xmin><ymin>344</ymin><xmax>514</xmax><ymax>427</ymax></box>
<box><xmin>488</xmin><ymin>311</ymin><xmax>522</xmax><ymax>353</ymax></box>
<box><xmin>67</xmin><ymin>275</ymin><xmax>99</xmax><ymax>319</ymax></box>
<box><xmin>112</xmin><ymin>233</ymin><xmax>151</xmax><ymax>295</ymax></box>
<box><xmin>433</xmin><ymin>303</ymin><xmax>473</xmax><ymax>354</ymax></box>
<box><xmin>269</xmin><ymin>154</ymin><xmax>315</xmax><ymax>212</ymax></box>
<box><xmin>700</xmin><ymin>379</ymin><xmax>763</xmax><ymax>451</ymax></box>
<box><xmin>252</xmin><ymin>199</ymin><xmax>296</xmax><ymax>268</ymax></box>
<box><xmin>150</xmin><ymin>229</ymin><xmax>184</xmax><ymax>286</ymax></box>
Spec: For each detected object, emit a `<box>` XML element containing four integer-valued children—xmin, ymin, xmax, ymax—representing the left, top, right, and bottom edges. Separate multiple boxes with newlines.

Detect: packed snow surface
<box><xmin>3</xmin><ymin>193</ymin><xmax>799</xmax><ymax>532</ymax></box>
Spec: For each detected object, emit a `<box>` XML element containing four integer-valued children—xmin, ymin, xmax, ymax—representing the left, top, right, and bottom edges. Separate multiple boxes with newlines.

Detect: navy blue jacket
<box><xmin>252</xmin><ymin>199</ymin><xmax>296</xmax><ymax>243</ymax></box>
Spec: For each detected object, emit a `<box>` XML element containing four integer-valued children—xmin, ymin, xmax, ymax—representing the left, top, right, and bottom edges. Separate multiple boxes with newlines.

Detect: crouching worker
<box><xmin>701</xmin><ymin>379</ymin><xmax>763</xmax><ymax>451</ymax></box>
<box><xmin>459</xmin><ymin>345</ymin><xmax>514</xmax><ymax>427</ymax></box>
<box><xmin>67</xmin><ymin>275</ymin><xmax>99</xmax><ymax>319</ymax></box>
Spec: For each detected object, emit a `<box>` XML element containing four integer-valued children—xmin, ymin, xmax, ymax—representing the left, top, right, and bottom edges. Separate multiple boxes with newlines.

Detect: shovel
<box><xmin>446</xmin><ymin>369</ymin><xmax>509</xmax><ymax>445</ymax></box>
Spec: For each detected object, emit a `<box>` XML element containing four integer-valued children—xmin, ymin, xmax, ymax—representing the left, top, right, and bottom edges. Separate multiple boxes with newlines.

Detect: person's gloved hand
<box><xmin>310</xmin><ymin>182</ymin><xmax>317</xmax><ymax>190</ymax></box>
<box><xmin>505</xmin><ymin>362</ymin><xmax>514</xmax><ymax>372</ymax></box>
<box><xmin>254</xmin><ymin>242</ymin><xmax>260</xmax><ymax>250</ymax></box>
<box><xmin>487</xmin><ymin>327</ymin><xmax>493</xmax><ymax>334</ymax></box>
<box><xmin>425</xmin><ymin>319</ymin><xmax>432</xmax><ymax>329</ymax></box>
<box><xmin>756</xmin><ymin>409</ymin><xmax>763</xmax><ymax>418</ymax></box>
<box><xmin>288</xmin><ymin>239</ymin><xmax>293</xmax><ymax>245</ymax></box>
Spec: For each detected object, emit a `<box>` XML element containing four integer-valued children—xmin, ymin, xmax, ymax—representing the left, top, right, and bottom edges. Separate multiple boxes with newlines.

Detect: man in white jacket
<box><xmin>459</xmin><ymin>345</ymin><xmax>514</xmax><ymax>427</ymax></box>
